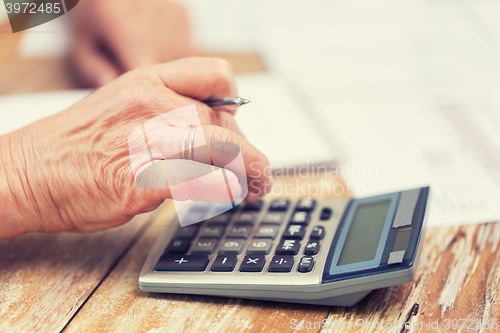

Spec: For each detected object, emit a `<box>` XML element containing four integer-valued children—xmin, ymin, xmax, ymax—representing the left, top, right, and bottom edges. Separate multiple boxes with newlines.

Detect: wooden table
<box><xmin>1</xmin><ymin>26</ymin><xmax>500</xmax><ymax>333</ymax></box>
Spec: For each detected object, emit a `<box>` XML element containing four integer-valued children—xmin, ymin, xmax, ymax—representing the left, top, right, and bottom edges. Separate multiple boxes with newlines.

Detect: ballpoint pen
<box><xmin>204</xmin><ymin>97</ymin><xmax>250</xmax><ymax>109</ymax></box>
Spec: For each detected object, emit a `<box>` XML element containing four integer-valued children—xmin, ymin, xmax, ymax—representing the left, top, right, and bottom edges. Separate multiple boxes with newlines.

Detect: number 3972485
<box><xmin>5</xmin><ymin>1</ymin><xmax>62</xmax><ymax>14</ymax></box>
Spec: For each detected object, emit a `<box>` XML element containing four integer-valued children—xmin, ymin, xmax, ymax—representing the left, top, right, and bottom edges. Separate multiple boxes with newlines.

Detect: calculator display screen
<box><xmin>337</xmin><ymin>200</ymin><xmax>391</xmax><ymax>266</ymax></box>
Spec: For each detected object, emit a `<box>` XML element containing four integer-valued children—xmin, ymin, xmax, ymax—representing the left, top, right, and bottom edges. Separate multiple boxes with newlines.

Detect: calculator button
<box><xmin>239</xmin><ymin>255</ymin><xmax>266</xmax><ymax>272</ymax></box>
<box><xmin>254</xmin><ymin>225</ymin><xmax>279</xmax><ymax>239</ymax></box>
<box><xmin>275</xmin><ymin>239</ymin><xmax>301</xmax><ymax>255</ymax></box>
<box><xmin>208</xmin><ymin>213</ymin><xmax>233</xmax><ymax>224</ymax></box>
<box><xmin>262</xmin><ymin>213</ymin><xmax>286</xmax><ymax>225</ymax></box>
<box><xmin>174</xmin><ymin>225</ymin><xmax>199</xmax><ymax>239</ymax></box>
<box><xmin>298</xmin><ymin>256</ymin><xmax>315</xmax><ymax>273</ymax></box>
<box><xmin>289</xmin><ymin>212</ymin><xmax>310</xmax><ymax>225</ymax></box>
<box><xmin>242</xmin><ymin>200</ymin><xmax>263</xmax><ymax>211</ymax></box>
<box><xmin>269</xmin><ymin>199</ymin><xmax>290</xmax><ymax>211</ymax></box>
<box><xmin>227</xmin><ymin>224</ymin><xmax>253</xmax><ymax>239</ymax></box>
<box><xmin>246</xmin><ymin>239</ymin><xmax>273</xmax><ymax>255</ymax></box>
<box><xmin>295</xmin><ymin>199</ymin><xmax>316</xmax><ymax>212</ymax></box>
<box><xmin>235</xmin><ymin>212</ymin><xmax>259</xmax><ymax>225</ymax></box>
<box><xmin>282</xmin><ymin>224</ymin><xmax>306</xmax><ymax>239</ymax></box>
<box><xmin>310</xmin><ymin>226</ymin><xmax>325</xmax><ymax>240</ymax></box>
<box><xmin>268</xmin><ymin>256</ymin><xmax>294</xmax><ymax>273</ymax></box>
<box><xmin>219</xmin><ymin>239</ymin><xmax>246</xmax><ymax>254</ymax></box>
<box><xmin>191</xmin><ymin>239</ymin><xmax>219</xmax><ymax>254</ymax></box>
<box><xmin>164</xmin><ymin>238</ymin><xmax>191</xmax><ymax>254</ymax></box>
<box><xmin>207</xmin><ymin>221</ymin><xmax>228</xmax><ymax>227</ymax></box>
<box><xmin>320</xmin><ymin>208</ymin><xmax>332</xmax><ymax>220</ymax></box>
<box><xmin>155</xmin><ymin>255</ymin><xmax>209</xmax><ymax>272</ymax></box>
<box><xmin>199</xmin><ymin>225</ymin><xmax>225</xmax><ymax>239</ymax></box>
<box><xmin>304</xmin><ymin>240</ymin><xmax>320</xmax><ymax>255</ymax></box>
<box><xmin>211</xmin><ymin>255</ymin><xmax>238</xmax><ymax>272</ymax></box>
<box><xmin>214</xmin><ymin>203</ymin><xmax>237</xmax><ymax>214</ymax></box>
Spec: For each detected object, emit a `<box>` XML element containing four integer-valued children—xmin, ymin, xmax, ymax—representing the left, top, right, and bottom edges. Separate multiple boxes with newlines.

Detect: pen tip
<box><xmin>242</xmin><ymin>99</ymin><xmax>250</xmax><ymax>105</ymax></box>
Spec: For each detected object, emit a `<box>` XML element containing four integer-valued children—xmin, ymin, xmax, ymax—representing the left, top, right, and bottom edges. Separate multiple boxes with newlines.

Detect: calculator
<box><xmin>139</xmin><ymin>187</ymin><xmax>429</xmax><ymax>306</ymax></box>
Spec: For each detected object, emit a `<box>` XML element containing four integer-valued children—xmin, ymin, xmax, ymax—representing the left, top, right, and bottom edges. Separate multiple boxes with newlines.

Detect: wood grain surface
<box><xmin>1</xmin><ymin>26</ymin><xmax>500</xmax><ymax>333</ymax></box>
<box><xmin>0</xmin><ymin>213</ymin><xmax>156</xmax><ymax>333</ymax></box>
<box><xmin>323</xmin><ymin>223</ymin><xmax>500</xmax><ymax>333</ymax></box>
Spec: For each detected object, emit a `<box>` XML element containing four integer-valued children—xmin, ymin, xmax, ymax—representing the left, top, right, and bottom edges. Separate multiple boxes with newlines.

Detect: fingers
<box><xmin>83</xmin><ymin>0</ymin><xmax>158</xmax><ymax>72</ymax></box>
<box><xmin>136</xmin><ymin>159</ymin><xmax>242</xmax><ymax>204</ymax></box>
<box><xmin>148</xmin><ymin>57</ymin><xmax>239</xmax><ymax>114</ymax></box>
<box><xmin>106</xmin><ymin>33</ymin><xmax>157</xmax><ymax>71</ymax></box>
<box><xmin>129</xmin><ymin>119</ymin><xmax>271</xmax><ymax>199</ymax></box>
<box><xmin>71</xmin><ymin>36</ymin><xmax>120</xmax><ymax>87</ymax></box>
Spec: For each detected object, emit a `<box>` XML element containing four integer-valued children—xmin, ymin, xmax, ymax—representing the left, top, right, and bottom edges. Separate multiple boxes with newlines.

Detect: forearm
<box><xmin>0</xmin><ymin>131</ymin><xmax>39</xmax><ymax>239</ymax></box>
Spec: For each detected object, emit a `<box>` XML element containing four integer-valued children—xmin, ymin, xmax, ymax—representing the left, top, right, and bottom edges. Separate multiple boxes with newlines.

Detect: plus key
<box><xmin>154</xmin><ymin>255</ymin><xmax>209</xmax><ymax>271</ymax></box>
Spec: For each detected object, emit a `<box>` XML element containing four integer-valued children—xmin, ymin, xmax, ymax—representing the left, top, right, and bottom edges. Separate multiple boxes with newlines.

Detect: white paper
<box><xmin>17</xmin><ymin>15</ymin><xmax>72</xmax><ymax>58</ymax></box>
<box><xmin>235</xmin><ymin>73</ymin><xmax>336</xmax><ymax>167</ymax></box>
<box><xmin>259</xmin><ymin>0</ymin><xmax>500</xmax><ymax>92</ymax></box>
<box><xmin>316</xmin><ymin>82</ymin><xmax>500</xmax><ymax>227</ymax></box>
<box><xmin>256</xmin><ymin>0</ymin><xmax>500</xmax><ymax>227</ymax></box>
<box><xmin>174</xmin><ymin>0</ymin><xmax>264</xmax><ymax>53</ymax></box>
<box><xmin>0</xmin><ymin>90</ymin><xmax>91</xmax><ymax>135</ymax></box>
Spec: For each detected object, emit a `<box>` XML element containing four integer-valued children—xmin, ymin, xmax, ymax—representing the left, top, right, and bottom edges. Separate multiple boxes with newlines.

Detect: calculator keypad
<box><xmin>155</xmin><ymin>198</ymin><xmax>334</xmax><ymax>274</ymax></box>
<box><xmin>164</xmin><ymin>238</ymin><xmax>191</xmax><ymax>254</ymax></box>
<box><xmin>262</xmin><ymin>213</ymin><xmax>286</xmax><ymax>225</ymax></box>
<box><xmin>227</xmin><ymin>224</ymin><xmax>253</xmax><ymax>239</ymax></box>
<box><xmin>208</xmin><ymin>213</ymin><xmax>232</xmax><ymax>224</ymax></box>
<box><xmin>242</xmin><ymin>200</ymin><xmax>264</xmax><ymax>211</ymax></box>
<box><xmin>219</xmin><ymin>239</ymin><xmax>246</xmax><ymax>255</ymax></box>
<box><xmin>191</xmin><ymin>239</ymin><xmax>219</xmax><ymax>255</ymax></box>
<box><xmin>254</xmin><ymin>225</ymin><xmax>279</xmax><ymax>239</ymax></box>
<box><xmin>289</xmin><ymin>211</ymin><xmax>310</xmax><ymax>225</ymax></box>
<box><xmin>235</xmin><ymin>212</ymin><xmax>259</xmax><ymax>224</ymax></box>
<box><xmin>275</xmin><ymin>239</ymin><xmax>301</xmax><ymax>255</ymax></box>
<box><xmin>304</xmin><ymin>240</ymin><xmax>320</xmax><ymax>255</ymax></box>
<box><xmin>298</xmin><ymin>256</ymin><xmax>315</xmax><ymax>273</ymax></box>
<box><xmin>155</xmin><ymin>255</ymin><xmax>209</xmax><ymax>271</ymax></box>
<box><xmin>211</xmin><ymin>255</ymin><xmax>237</xmax><ymax>272</ymax></box>
<box><xmin>282</xmin><ymin>224</ymin><xmax>306</xmax><ymax>239</ymax></box>
<box><xmin>268</xmin><ymin>256</ymin><xmax>294</xmax><ymax>272</ymax></box>
<box><xmin>269</xmin><ymin>199</ymin><xmax>290</xmax><ymax>211</ymax></box>
<box><xmin>295</xmin><ymin>199</ymin><xmax>316</xmax><ymax>212</ymax></box>
<box><xmin>247</xmin><ymin>239</ymin><xmax>273</xmax><ymax>255</ymax></box>
<box><xmin>240</xmin><ymin>255</ymin><xmax>266</xmax><ymax>272</ymax></box>
<box><xmin>174</xmin><ymin>225</ymin><xmax>199</xmax><ymax>239</ymax></box>
<box><xmin>199</xmin><ymin>225</ymin><xmax>225</xmax><ymax>239</ymax></box>
<box><xmin>310</xmin><ymin>226</ymin><xmax>325</xmax><ymax>240</ymax></box>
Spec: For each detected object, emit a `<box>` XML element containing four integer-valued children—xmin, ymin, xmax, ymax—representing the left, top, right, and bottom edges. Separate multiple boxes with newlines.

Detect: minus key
<box><xmin>211</xmin><ymin>255</ymin><xmax>238</xmax><ymax>272</ymax></box>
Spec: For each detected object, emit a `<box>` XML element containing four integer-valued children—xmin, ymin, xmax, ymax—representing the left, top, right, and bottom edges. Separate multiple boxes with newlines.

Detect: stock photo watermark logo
<box><xmin>128</xmin><ymin>105</ymin><xmax>248</xmax><ymax>227</ymax></box>
<box><xmin>3</xmin><ymin>0</ymin><xmax>79</xmax><ymax>33</ymax></box>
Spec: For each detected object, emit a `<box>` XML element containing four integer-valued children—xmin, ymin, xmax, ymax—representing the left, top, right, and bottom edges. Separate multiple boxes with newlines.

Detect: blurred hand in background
<box><xmin>68</xmin><ymin>0</ymin><xmax>195</xmax><ymax>87</ymax></box>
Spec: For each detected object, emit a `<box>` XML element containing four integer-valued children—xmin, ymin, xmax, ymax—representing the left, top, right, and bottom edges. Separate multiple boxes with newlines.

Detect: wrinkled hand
<box><xmin>69</xmin><ymin>0</ymin><xmax>195</xmax><ymax>87</ymax></box>
<box><xmin>1</xmin><ymin>58</ymin><xmax>270</xmax><ymax>239</ymax></box>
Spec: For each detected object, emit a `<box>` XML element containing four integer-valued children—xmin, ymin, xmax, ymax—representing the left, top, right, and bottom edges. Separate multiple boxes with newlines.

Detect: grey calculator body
<box><xmin>139</xmin><ymin>187</ymin><xmax>429</xmax><ymax>307</ymax></box>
